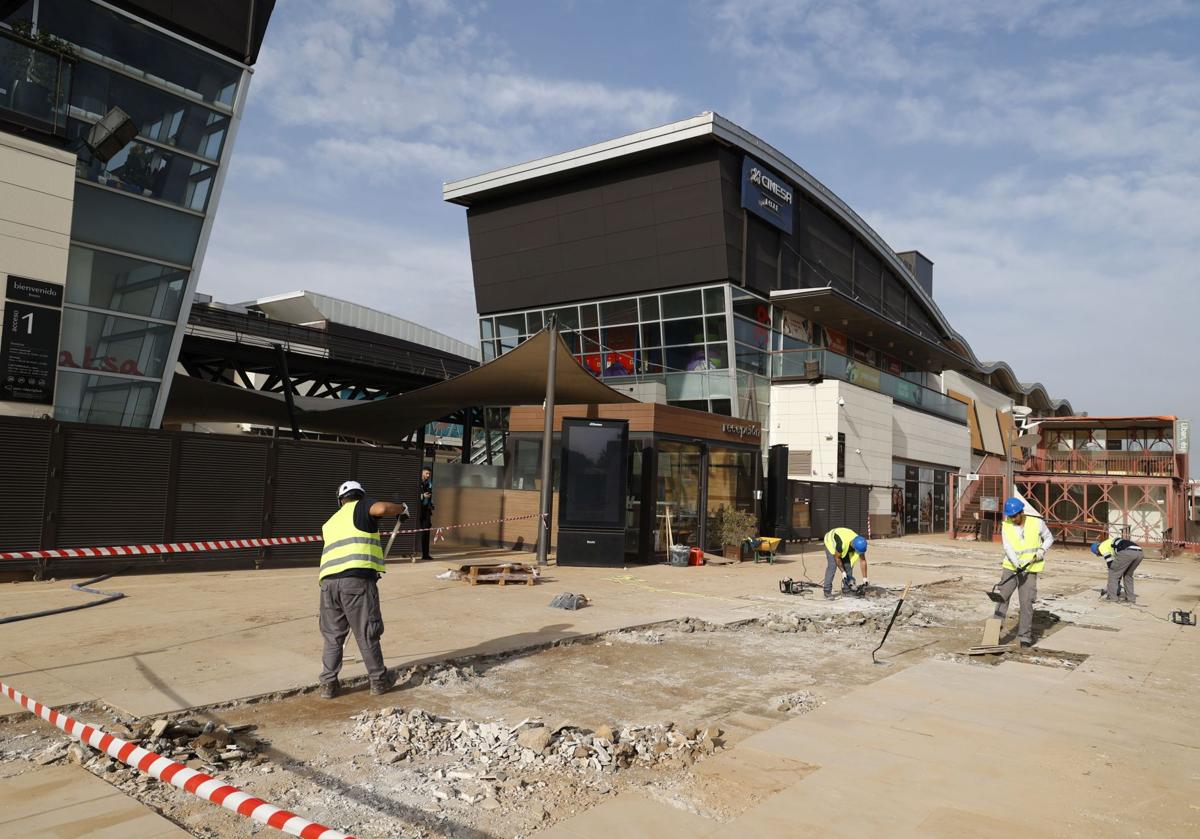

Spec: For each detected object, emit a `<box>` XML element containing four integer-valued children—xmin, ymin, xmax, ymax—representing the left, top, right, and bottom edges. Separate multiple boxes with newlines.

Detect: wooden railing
<box><xmin>1021</xmin><ymin>451</ymin><xmax>1178</xmax><ymax>479</ymax></box>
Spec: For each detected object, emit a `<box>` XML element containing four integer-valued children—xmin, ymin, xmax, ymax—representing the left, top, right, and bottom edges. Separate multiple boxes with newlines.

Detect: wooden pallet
<box><xmin>455</xmin><ymin>561</ymin><xmax>538</xmax><ymax>587</ymax></box>
<box><xmin>967</xmin><ymin>644</ymin><xmax>1017</xmax><ymax>656</ymax></box>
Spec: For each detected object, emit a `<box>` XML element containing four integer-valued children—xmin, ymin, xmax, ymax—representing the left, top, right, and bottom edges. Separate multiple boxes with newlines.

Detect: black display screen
<box><xmin>558</xmin><ymin>418</ymin><xmax>628</xmax><ymax>530</ymax></box>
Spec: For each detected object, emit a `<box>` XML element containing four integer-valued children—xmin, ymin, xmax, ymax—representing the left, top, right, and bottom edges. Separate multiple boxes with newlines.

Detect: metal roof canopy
<box><xmin>164</xmin><ymin>328</ymin><xmax>633</xmax><ymax>442</ymax></box>
<box><xmin>1033</xmin><ymin>416</ymin><xmax>1177</xmax><ymax>429</ymax></box>
<box><xmin>769</xmin><ymin>287</ymin><xmax>974</xmax><ymax>372</ymax></box>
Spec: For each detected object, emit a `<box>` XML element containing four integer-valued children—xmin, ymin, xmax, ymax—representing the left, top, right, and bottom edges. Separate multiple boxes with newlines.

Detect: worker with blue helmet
<box><xmin>1091</xmin><ymin>536</ymin><xmax>1143</xmax><ymax>603</ymax></box>
<box><xmin>822</xmin><ymin>527</ymin><xmax>869</xmax><ymax>599</ymax></box>
<box><xmin>988</xmin><ymin>496</ymin><xmax>1054</xmax><ymax>647</ymax></box>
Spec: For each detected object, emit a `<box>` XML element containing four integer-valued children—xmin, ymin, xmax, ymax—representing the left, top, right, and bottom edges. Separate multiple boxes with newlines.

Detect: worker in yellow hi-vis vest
<box><xmin>989</xmin><ymin>497</ymin><xmax>1054</xmax><ymax>647</ymax></box>
<box><xmin>822</xmin><ymin>527</ymin><xmax>868</xmax><ymax>599</ymax></box>
<box><xmin>318</xmin><ymin>480</ymin><xmax>409</xmax><ymax>700</ymax></box>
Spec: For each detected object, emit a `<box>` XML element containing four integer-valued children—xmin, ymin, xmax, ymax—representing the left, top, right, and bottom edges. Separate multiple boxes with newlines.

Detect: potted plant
<box><xmin>710</xmin><ymin>506</ymin><xmax>758</xmax><ymax>560</ymax></box>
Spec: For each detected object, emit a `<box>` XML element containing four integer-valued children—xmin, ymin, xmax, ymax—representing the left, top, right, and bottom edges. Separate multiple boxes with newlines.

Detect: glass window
<box><xmin>546</xmin><ymin>306</ymin><xmax>578</xmax><ymax>330</ymax></box>
<box><xmin>599</xmin><ymin>297</ymin><xmax>638</xmax><ymax>325</ymax></box>
<box><xmin>705</xmin><ymin>447</ymin><xmax>755</xmax><ymax>550</ymax></box>
<box><xmin>64</xmin><ymin>246</ymin><xmax>188</xmax><ymax>320</ymax></box>
<box><xmin>71</xmin><ymin>183</ymin><xmax>202</xmax><ymax>265</ymax></box>
<box><xmin>665</xmin><ymin>344</ymin><xmax>706</xmax><ymax>372</ymax></box>
<box><xmin>58</xmin><ymin>308</ymin><xmax>174</xmax><ymax>378</ymax></box>
<box><xmin>663</xmin><ymin>317</ymin><xmax>704</xmax><ymax>346</ymax></box>
<box><xmin>704</xmin><ymin>315</ymin><xmax>727</xmax><ymax>342</ymax></box>
<box><xmin>732</xmin><ymin>315</ymin><xmax>770</xmax><ymax>350</ymax></box>
<box><xmin>602</xmin><ymin>324</ymin><xmax>639</xmax><ymax>354</ymax></box>
<box><xmin>495</xmin><ymin>313</ymin><xmax>523</xmax><ymax>340</ymax></box>
<box><xmin>710</xmin><ymin>398</ymin><xmax>732</xmax><ymax>416</ymax></box>
<box><xmin>481</xmin><ymin>340</ymin><xmax>496</xmax><ymax>362</ymax></box>
<box><xmin>731</xmin><ymin>294</ymin><xmax>771</xmax><ymax>325</ymax></box>
<box><xmin>661</xmin><ymin>289</ymin><xmax>702</xmax><ymax>319</ymax></box>
<box><xmin>639</xmin><ymin>295</ymin><xmax>659</xmax><ymax>321</ymax></box>
<box><xmin>656</xmin><ymin>440</ymin><xmax>703</xmax><ymax>550</ymax></box>
<box><xmin>736</xmin><ymin>346</ymin><xmax>768</xmax><ymax>374</ymax></box>
<box><xmin>580</xmin><ymin>303</ymin><xmax>598</xmax><ymax>328</ymax></box>
<box><xmin>640</xmin><ymin>321</ymin><xmax>661</xmax><ymax>348</ymax></box>
<box><xmin>479</xmin><ymin>317</ymin><xmax>494</xmax><ymax>341</ymax></box>
<box><xmin>703</xmin><ymin>286</ymin><xmax>725</xmax><ymax>314</ymax></box>
<box><xmin>71</xmin><ymin>127</ymin><xmax>216</xmax><ymax>212</ymax></box>
<box><xmin>41</xmin><ymin>0</ymin><xmax>241</xmax><ymax>107</ymax></box>
<box><xmin>704</xmin><ymin>343</ymin><xmax>728</xmax><ymax>369</ymax></box>
<box><xmin>525</xmin><ymin>311</ymin><xmax>543</xmax><ymax>333</ymax></box>
<box><xmin>0</xmin><ymin>24</ymin><xmax>73</xmax><ymax>131</ymax></box>
<box><xmin>638</xmin><ymin>348</ymin><xmax>663</xmax><ymax>373</ymax></box>
<box><xmin>54</xmin><ymin>370</ymin><xmax>158</xmax><ymax>427</ymax></box>
<box><xmin>69</xmin><ymin>61</ymin><xmax>229</xmax><ymax>160</ymax></box>
<box><xmin>837</xmin><ymin>433</ymin><xmax>846</xmax><ymax>478</ymax></box>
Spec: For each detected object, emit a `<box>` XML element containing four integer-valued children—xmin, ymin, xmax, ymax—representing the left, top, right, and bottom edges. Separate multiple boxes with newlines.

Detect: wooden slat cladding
<box><xmin>509</xmin><ymin>403</ymin><xmax>760</xmax><ymax>446</ymax></box>
<box><xmin>947</xmin><ymin>389</ymin><xmax>984</xmax><ymax>452</ymax></box>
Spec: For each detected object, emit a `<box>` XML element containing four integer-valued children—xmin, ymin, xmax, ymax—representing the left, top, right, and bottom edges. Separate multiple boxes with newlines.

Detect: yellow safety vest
<box><xmin>319</xmin><ymin>501</ymin><xmax>385</xmax><ymax>581</ymax></box>
<box><xmin>823</xmin><ymin>527</ymin><xmax>862</xmax><ymax>568</ymax></box>
<box><xmin>1002</xmin><ymin>516</ymin><xmax>1046</xmax><ymax>573</ymax></box>
<box><xmin>1097</xmin><ymin>537</ymin><xmax>1114</xmax><ymax>560</ymax></box>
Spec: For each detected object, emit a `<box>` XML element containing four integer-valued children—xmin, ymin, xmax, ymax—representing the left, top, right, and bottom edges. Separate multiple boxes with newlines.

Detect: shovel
<box><xmin>987</xmin><ymin>565</ymin><xmax>1030</xmax><ymax>604</ymax></box>
<box><xmin>872</xmin><ymin>581</ymin><xmax>911</xmax><ymax>665</ymax></box>
<box><xmin>383</xmin><ymin>503</ymin><xmax>410</xmax><ymax>560</ymax></box>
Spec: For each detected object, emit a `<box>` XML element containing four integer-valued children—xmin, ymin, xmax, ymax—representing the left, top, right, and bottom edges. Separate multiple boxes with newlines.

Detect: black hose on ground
<box><xmin>0</xmin><ymin>568</ymin><xmax>130</xmax><ymax>625</ymax></box>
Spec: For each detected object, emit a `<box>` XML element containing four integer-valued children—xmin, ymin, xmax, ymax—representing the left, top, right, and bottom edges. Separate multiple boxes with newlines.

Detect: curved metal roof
<box><xmin>442</xmin><ymin>112</ymin><xmax>1072</xmax><ymax>412</ymax></box>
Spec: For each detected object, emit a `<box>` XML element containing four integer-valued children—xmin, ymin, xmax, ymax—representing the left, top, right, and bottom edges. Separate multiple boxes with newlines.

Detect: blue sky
<box><xmin>202</xmin><ymin>0</ymin><xmax>1199</xmax><ymax>460</ymax></box>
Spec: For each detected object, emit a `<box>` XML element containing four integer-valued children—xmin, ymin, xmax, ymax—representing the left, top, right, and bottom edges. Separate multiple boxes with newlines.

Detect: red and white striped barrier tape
<box><xmin>0</xmin><ymin>514</ymin><xmax>549</xmax><ymax>561</ymax></box>
<box><xmin>0</xmin><ymin>535</ymin><xmax>322</xmax><ymax>561</ymax></box>
<box><xmin>0</xmin><ymin>680</ymin><xmax>354</xmax><ymax>839</ymax></box>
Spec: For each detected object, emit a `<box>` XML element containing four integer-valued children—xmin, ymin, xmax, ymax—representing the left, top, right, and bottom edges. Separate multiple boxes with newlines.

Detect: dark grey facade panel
<box><xmin>467</xmin><ymin>147</ymin><xmax>733</xmax><ymax>313</ymax></box>
<box><xmin>0</xmin><ymin>418</ymin><xmax>51</xmax><ymax>551</ymax></box>
<box><xmin>108</xmin><ymin>0</ymin><xmax>277</xmax><ymax>64</ymax></box>
<box><xmin>173</xmin><ymin>436</ymin><xmax>266</xmax><ymax>539</ymax></box>
<box><xmin>57</xmin><ymin>427</ymin><xmax>171</xmax><ymax>547</ymax></box>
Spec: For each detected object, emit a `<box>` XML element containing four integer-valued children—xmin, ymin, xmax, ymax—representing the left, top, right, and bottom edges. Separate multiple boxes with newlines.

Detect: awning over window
<box><xmin>164</xmin><ymin>328</ymin><xmax>634</xmax><ymax>442</ymax></box>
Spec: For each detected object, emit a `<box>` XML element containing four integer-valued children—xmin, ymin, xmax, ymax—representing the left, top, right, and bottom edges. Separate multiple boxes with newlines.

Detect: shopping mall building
<box><xmin>444</xmin><ymin>112</ymin><xmax>1079</xmax><ymax>537</ymax></box>
<box><xmin>0</xmin><ymin>0</ymin><xmax>274</xmax><ymax>428</ymax></box>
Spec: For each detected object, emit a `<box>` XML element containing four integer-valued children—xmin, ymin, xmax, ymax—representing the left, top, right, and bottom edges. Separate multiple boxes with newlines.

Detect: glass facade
<box><xmin>892</xmin><ymin>461</ymin><xmax>951</xmax><ymax>535</ymax></box>
<box><xmin>9</xmin><ymin>1</ymin><xmax>249</xmax><ymax>428</ymax></box>
<box><xmin>480</xmin><ymin>283</ymin><xmax>738</xmax><ymax>416</ymax></box>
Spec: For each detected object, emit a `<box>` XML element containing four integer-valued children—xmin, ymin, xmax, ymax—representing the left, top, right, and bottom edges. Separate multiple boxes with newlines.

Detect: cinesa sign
<box><xmin>741</xmin><ymin>157</ymin><xmax>794</xmax><ymax>234</ymax></box>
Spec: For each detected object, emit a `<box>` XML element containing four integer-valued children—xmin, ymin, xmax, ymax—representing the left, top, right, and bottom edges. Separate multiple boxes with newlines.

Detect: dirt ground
<box><xmin>3</xmin><ymin>536</ymin><xmax>1155</xmax><ymax>839</ymax></box>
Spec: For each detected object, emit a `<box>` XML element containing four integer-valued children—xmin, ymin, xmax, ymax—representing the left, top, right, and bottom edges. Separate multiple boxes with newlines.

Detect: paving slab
<box><xmin>0</xmin><ymin>764</ymin><xmax>190</xmax><ymax>837</ymax></box>
<box><xmin>535</xmin><ymin>792</ymin><xmax>719</xmax><ymax>839</ymax></box>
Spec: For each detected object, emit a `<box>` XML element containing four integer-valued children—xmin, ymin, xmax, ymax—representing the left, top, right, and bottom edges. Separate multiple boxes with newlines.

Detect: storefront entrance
<box><xmin>892</xmin><ymin>461</ymin><xmax>950</xmax><ymax>535</ymax></box>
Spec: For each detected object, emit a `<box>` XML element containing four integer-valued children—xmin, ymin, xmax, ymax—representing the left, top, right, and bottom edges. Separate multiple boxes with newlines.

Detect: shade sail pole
<box><xmin>536</xmin><ymin>318</ymin><xmax>558</xmax><ymax>566</ymax></box>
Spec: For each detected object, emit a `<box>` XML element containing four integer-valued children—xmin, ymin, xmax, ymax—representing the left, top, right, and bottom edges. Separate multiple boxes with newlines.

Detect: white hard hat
<box><xmin>337</xmin><ymin>480</ymin><xmax>364</xmax><ymax>499</ymax></box>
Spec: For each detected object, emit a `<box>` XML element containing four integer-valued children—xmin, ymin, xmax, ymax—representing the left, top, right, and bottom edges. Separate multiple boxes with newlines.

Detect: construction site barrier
<box><xmin>0</xmin><ymin>514</ymin><xmax>547</xmax><ymax>561</ymax></box>
<box><xmin>0</xmin><ymin>680</ymin><xmax>355</xmax><ymax>839</ymax></box>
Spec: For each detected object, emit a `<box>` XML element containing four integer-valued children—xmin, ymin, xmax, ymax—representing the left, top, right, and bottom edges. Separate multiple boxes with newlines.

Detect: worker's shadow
<box><xmin>130</xmin><ymin>656</ymin><xmax>499</xmax><ymax>839</ymax></box>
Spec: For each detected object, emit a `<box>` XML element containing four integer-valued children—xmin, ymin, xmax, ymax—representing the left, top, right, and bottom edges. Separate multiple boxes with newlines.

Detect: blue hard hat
<box><xmin>1003</xmin><ymin>497</ymin><xmax>1025</xmax><ymax>517</ymax></box>
<box><xmin>1090</xmin><ymin>542</ymin><xmax>1100</xmax><ymax>555</ymax></box>
<box><xmin>851</xmin><ymin>535</ymin><xmax>868</xmax><ymax>554</ymax></box>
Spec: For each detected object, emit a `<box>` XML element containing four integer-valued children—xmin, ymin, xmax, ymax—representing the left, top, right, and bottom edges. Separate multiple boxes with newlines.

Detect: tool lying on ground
<box><xmin>779</xmin><ymin>578</ymin><xmax>819</xmax><ymax>596</ymax></box>
<box><xmin>872</xmin><ymin>581</ymin><xmax>911</xmax><ymax>665</ymax></box>
<box><xmin>1169</xmin><ymin>609</ymin><xmax>1196</xmax><ymax>626</ymax></box>
<box><xmin>0</xmin><ymin>568</ymin><xmax>129</xmax><ymax>625</ymax></box>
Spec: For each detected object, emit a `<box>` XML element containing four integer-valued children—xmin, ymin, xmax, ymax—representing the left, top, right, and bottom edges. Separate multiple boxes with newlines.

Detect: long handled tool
<box><xmin>872</xmin><ymin>581</ymin><xmax>910</xmax><ymax>665</ymax></box>
<box><xmin>382</xmin><ymin>503</ymin><xmax>410</xmax><ymax>560</ymax></box>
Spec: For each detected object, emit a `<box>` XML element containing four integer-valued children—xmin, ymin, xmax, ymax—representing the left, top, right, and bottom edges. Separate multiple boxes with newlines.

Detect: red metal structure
<box><xmin>1015</xmin><ymin>417</ymin><xmax>1189</xmax><ymax>547</ymax></box>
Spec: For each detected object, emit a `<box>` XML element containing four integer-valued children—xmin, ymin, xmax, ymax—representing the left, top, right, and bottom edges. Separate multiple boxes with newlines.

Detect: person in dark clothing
<box><xmin>318</xmin><ymin>480</ymin><xmax>408</xmax><ymax>699</ymax></box>
<box><xmin>418</xmin><ymin>467</ymin><xmax>435</xmax><ymax>560</ymax></box>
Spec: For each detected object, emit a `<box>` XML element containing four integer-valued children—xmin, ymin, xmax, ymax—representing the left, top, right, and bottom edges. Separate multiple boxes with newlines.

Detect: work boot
<box><xmin>823</xmin><ymin>591</ymin><xmax>837</xmax><ymax>600</ymax></box>
<box><xmin>1019</xmin><ymin>640</ymin><xmax>1033</xmax><ymax>648</ymax></box>
<box><xmin>319</xmin><ymin>680</ymin><xmax>339</xmax><ymax>700</ymax></box>
<box><xmin>370</xmin><ymin>669</ymin><xmax>398</xmax><ymax>696</ymax></box>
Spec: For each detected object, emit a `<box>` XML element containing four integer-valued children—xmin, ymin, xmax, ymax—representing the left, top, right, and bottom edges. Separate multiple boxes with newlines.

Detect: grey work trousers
<box><xmin>1106</xmin><ymin>548</ymin><xmax>1143</xmax><ymax>602</ymax></box>
<box><xmin>319</xmin><ymin>575</ymin><xmax>386</xmax><ymax>685</ymax></box>
<box><xmin>823</xmin><ymin>549</ymin><xmax>853</xmax><ymax>594</ymax></box>
<box><xmin>993</xmin><ymin>568</ymin><xmax>1039</xmax><ymax>644</ymax></box>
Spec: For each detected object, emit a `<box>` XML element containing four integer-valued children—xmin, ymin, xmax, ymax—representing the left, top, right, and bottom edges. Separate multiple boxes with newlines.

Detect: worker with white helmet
<box><xmin>989</xmin><ymin>496</ymin><xmax>1054</xmax><ymax>647</ymax></box>
<box><xmin>317</xmin><ymin>480</ymin><xmax>409</xmax><ymax>699</ymax></box>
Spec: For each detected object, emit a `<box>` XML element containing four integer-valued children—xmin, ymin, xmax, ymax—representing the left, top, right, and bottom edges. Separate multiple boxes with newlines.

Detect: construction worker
<box><xmin>318</xmin><ymin>480</ymin><xmax>409</xmax><ymax>699</ymax></box>
<box><xmin>822</xmin><ymin>527</ymin><xmax>868</xmax><ymax>599</ymax></box>
<box><xmin>1091</xmin><ymin>536</ymin><xmax>1143</xmax><ymax>604</ymax></box>
<box><xmin>991</xmin><ymin>497</ymin><xmax>1053</xmax><ymax>647</ymax></box>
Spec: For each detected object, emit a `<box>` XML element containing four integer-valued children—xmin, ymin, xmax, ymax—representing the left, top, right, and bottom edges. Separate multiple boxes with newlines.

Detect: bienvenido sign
<box><xmin>5</xmin><ymin>276</ymin><xmax>63</xmax><ymax>308</ymax></box>
<box><xmin>741</xmin><ymin>156</ymin><xmax>794</xmax><ymax>234</ymax></box>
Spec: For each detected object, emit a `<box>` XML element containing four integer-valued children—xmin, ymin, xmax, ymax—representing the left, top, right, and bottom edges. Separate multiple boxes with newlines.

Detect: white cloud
<box><xmin>200</xmin><ymin>201</ymin><xmax>479</xmax><ymax>345</ymax></box>
<box><xmin>229</xmin><ymin>153</ymin><xmax>287</xmax><ymax>181</ymax></box>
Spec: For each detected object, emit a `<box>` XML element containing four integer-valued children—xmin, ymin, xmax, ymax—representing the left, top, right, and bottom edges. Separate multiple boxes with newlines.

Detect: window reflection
<box><xmin>54</xmin><ymin>370</ymin><xmax>158</xmax><ymax>427</ymax></box>
<box><xmin>65</xmin><ymin>246</ymin><xmax>188</xmax><ymax>320</ymax></box>
<box><xmin>69</xmin><ymin>61</ymin><xmax>228</xmax><ymax>160</ymax></box>
<box><xmin>71</xmin><ymin>123</ymin><xmax>215</xmax><ymax>212</ymax></box>
<box><xmin>58</xmin><ymin>308</ymin><xmax>174</xmax><ymax>378</ymax></box>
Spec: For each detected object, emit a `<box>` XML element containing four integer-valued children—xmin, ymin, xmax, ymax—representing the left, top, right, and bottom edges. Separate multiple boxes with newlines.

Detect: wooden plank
<box><xmin>981</xmin><ymin>618</ymin><xmax>1002</xmax><ymax>647</ymax></box>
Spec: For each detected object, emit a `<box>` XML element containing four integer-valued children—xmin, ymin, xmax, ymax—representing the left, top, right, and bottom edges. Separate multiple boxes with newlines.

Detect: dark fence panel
<box><xmin>0</xmin><ymin>416</ymin><xmax>420</xmax><ymax>577</ymax></box>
